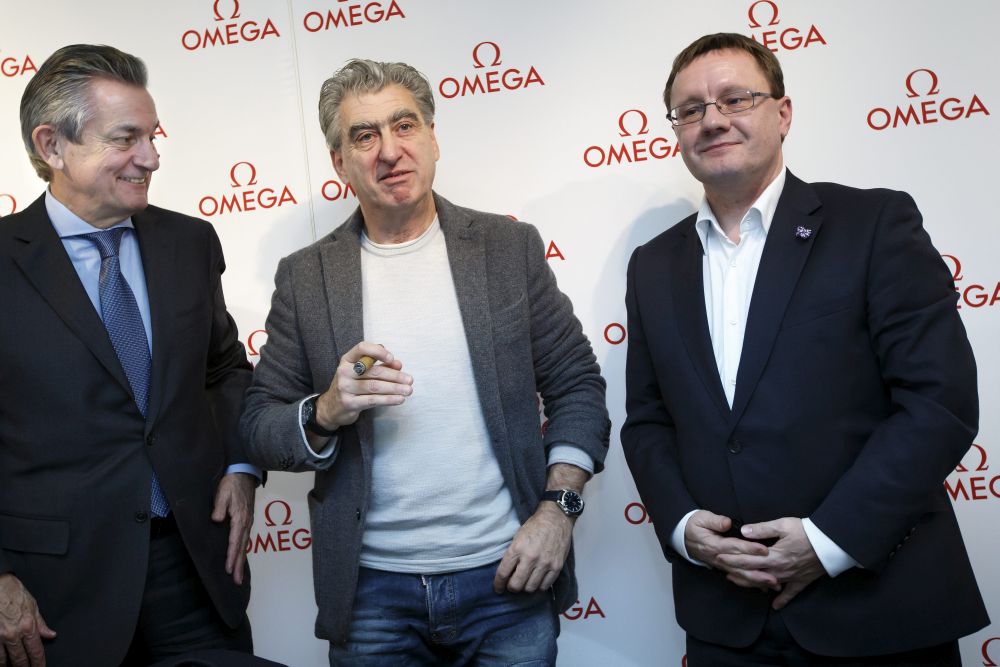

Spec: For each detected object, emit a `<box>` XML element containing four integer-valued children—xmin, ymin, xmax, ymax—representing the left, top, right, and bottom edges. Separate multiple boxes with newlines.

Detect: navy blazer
<box><xmin>0</xmin><ymin>195</ymin><xmax>253</xmax><ymax>666</ymax></box>
<box><xmin>621</xmin><ymin>172</ymin><xmax>988</xmax><ymax>656</ymax></box>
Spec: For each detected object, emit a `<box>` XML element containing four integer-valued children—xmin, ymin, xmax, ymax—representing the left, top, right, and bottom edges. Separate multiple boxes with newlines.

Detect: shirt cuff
<box><xmin>298</xmin><ymin>395</ymin><xmax>337</xmax><ymax>459</ymax></box>
<box><xmin>546</xmin><ymin>445</ymin><xmax>594</xmax><ymax>475</ymax></box>
<box><xmin>224</xmin><ymin>463</ymin><xmax>262</xmax><ymax>482</ymax></box>
<box><xmin>802</xmin><ymin>517</ymin><xmax>859</xmax><ymax>577</ymax></box>
<box><xmin>671</xmin><ymin>509</ymin><xmax>708</xmax><ymax>567</ymax></box>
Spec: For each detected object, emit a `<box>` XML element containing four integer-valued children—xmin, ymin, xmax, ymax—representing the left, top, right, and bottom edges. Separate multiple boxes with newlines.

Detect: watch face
<box><xmin>560</xmin><ymin>491</ymin><xmax>584</xmax><ymax>514</ymax></box>
<box><xmin>301</xmin><ymin>397</ymin><xmax>315</xmax><ymax>425</ymax></box>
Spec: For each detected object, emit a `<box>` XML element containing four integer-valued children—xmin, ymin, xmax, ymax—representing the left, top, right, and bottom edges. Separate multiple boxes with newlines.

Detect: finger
<box><xmin>691</xmin><ymin>510</ymin><xmax>731</xmax><ymax>534</ymax></box>
<box><xmin>363</xmin><ymin>363</ymin><xmax>412</xmax><ymax>385</ymax></box>
<box><xmin>232</xmin><ymin>551</ymin><xmax>247</xmax><ymax>586</ymax></box>
<box><xmin>351</xmin><ymin>378</ymin><xmax>415</xmax><ymax>397</ymax></box>
<box><xmin>21</xmin><ymin>632</ymin><xmax>45</xmax><ymax>667</ymax></box>
<box><xmin>741</xmin><ymin>519</ymin><xmax>784</xmax><ymax>541</ymax></box>
<box><xmin>34</xmin><ymin>612</ymin><xmax>56</xmax><ymax>641</ymax></box>
<box><xmin>726</xmin><ymin>569</ymin><xmax>780</xmax><ymax>591</ymax></box>
<box><xmin>493</xmin><ymin>554</ymin><xmax>517</xmax><ymax>594</ymax></box>
<box><xmin>225</xmin><ymin>517</ymin><xmax>247</xmax><ymax>575</ymax></box>
<box><xmin>353</xmin><ymin>342</ymin><xmax>396</xmax><ymax>366</ymax></box>
<box><xmin>772</xmin><ymin>580</ymin><xmax>806</xmax><ymax>610</ymax></box>
<box><xmin>3</xmin><ymin>640</ymin><xmax>28</xmax><ymax>667</ymax></box>
<box><xmin>725</xmin><ymin>564</ymin><xmax>779</xmax><ymax>587</ymax></box>
<box><xmin>689</xmin><ymin>535</ymin><xmax>767</xmax><ymax>567</ymax></box>
<box><xmin>540</xmin><ymin>569</ymin><xmax>560</xmax><ymax>591</ymax></box>
<box><xmin>344</xmin><ymin>393</ymin><xmax>410</xmax><ymax>412</ymax></box>
<box><xmin>716</xmin><ymin>552</ymin><xmax>770</xmax><ymax>571</ymax></box>
<box><xmin>522</xmin><ymin>566</ymin><xmax>548</xmax><ymax>593</ymax></box>
<box><xmin>716</xmin><ymin>537</ymin><xmax>769</xmax><ymax>556</ymax></box>
<box><xmin>211</xmin><ymin>486</ymin><xmax>230</xmax><ymax>523</ymax></box>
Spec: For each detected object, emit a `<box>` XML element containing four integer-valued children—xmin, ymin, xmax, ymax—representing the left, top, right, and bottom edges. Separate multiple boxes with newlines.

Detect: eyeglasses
<box><xmin>667</xmin><ymin>90</ymin><xmax>773</xmax><ymax>126</ymax></box>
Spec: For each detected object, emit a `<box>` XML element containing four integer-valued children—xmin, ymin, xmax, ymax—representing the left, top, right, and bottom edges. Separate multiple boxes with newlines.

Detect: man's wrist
<box><xmin>541</xmin><ymin>488</ymin><xmax>585</xmax><ymax>518</ymax></box>
<box><xmin>302</xmin><ymin>394</ymin><xmax>337</xmax><ymax>437</ymax></box>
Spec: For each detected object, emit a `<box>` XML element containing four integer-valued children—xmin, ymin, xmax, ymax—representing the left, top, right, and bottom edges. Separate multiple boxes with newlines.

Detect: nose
<box><xmin>700</xmin><ymin>103</ymin><xmax>731</xmax><ymax>132</ymax></box>
<box><xmin>135</xmin><ymin>137</ymin><xmax>160</xmax><ymax>172</ymax></box>
<box><xmin>378</xmin><ymin>132</ymin><xmax>401</xmax><ymax>163</ymax></box>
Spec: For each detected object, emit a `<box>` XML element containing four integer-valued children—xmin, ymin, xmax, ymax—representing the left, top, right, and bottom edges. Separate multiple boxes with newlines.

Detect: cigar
<box><xmin>353</xmin><ymin>355</ymin><xmax>376</xmax><ymax>376</ymax></box>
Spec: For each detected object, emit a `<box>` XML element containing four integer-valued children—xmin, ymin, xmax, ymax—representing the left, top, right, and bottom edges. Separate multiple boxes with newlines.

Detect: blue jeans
<box><xmin>328</xmin><ymin>560</ymin><xmax>558</xmax><ymax>666</ymax></box>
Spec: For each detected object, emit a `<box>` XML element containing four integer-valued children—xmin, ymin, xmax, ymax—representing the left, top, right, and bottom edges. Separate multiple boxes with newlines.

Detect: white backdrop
<box><xmin>1</xmin><ymin>2</ymin><xmax>997</xmax><ymax>665</ymax></box>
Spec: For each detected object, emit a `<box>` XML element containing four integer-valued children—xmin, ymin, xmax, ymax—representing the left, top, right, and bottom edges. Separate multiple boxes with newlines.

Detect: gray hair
<box><xmin>318</xmin><ymin>59</ymin><xmax>435</xmax><ymax>152</ymax></box>
<box><xmin>20</xmin><ymin>44</ymin><xmax>148</xmax><ymax>181</ymax></box>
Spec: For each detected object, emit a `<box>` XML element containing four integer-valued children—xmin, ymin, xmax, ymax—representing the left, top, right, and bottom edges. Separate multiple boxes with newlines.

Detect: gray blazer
<box><xmin>241</xmin><ymin>193</ymin><xmax>610</xmax><ymax>643</ymax></box>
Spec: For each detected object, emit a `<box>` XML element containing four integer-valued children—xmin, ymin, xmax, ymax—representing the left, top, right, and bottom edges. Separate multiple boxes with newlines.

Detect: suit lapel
<box><xmin>133</xmin><ymin>210</ymin><xmax>176</xmax><ymax>427</ymax></box>
<box><xmin>730</xmin><ymin>172</ymin><xmax>823</xmax><ymax>425</ymax></box>
<box><xmin>435</xmin><ymin>195</ymin><xmax>505</xmax><ymax>440</ymax></box>
<box><xmin>669</xmin><ymin>221</ymin><xmax>732</xmax><ymax>420</ymax></box>
<box><xmin>320</xmin><ymin>210</ymin><xmax>371</xmax><ymax>447</ymax></box>
<box><xmin>8</xmin><ymin>196</ymin><xmax>133</xmax><ymax>398</ymax></box>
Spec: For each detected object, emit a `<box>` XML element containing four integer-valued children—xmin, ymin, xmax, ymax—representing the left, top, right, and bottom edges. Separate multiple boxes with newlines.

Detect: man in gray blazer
<box><xmin>241</xmin><ymin>59</ymin><xmax>609</xmax><ymax>665</ymax></box>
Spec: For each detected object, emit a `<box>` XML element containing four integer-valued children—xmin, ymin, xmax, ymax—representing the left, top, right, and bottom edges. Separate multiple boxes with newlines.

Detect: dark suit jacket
<box><xmin>0</xmin><ymin>195</ymin><xmax>253</xmax><ymax>666</ymax></box>
<box><xmin>621</xmin><ymin>171</ymin><xmax>988</xmax><ymax>656</ymax></box>
<box><xmin>241</xmin><ymin>193</ymin><xmax>610</xmax><ymax>643</ymax></box>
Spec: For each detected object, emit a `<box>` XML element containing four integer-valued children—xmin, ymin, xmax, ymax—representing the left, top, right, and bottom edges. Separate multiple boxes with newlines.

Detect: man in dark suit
<box><xmin>0</xmin><ymin>45</ymin><xmax>257</xmax><ymax>666</ymax></box>
<box><xmin>622</xmin><ymin>33</ymin><xmax>988</xmax><ymax>664</ymax></box>
<box><xmin>241</xmin><ymin>59</ymin><xmax>609</xmax><ymax>665</ymax></box>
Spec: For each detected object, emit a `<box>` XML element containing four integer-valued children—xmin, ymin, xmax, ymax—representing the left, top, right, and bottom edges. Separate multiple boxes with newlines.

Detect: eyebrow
<box><xmin>107</xmin><ymin>122</ymin><xmax>159</xmax><ymax>135</ymax></box>
<box><xmin>674</xmin><ymin>87</ymin><xmax>753</xmax><ymax>107</ymax></box>
<box><xmin>347</xmin><ymin>109</ymin><xmax>421</xmax><ymax>141</ymax></box>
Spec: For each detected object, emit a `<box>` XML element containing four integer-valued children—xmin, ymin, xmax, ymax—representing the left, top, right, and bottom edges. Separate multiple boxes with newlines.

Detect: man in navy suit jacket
<box><xmin>0</xmin><ymin>45</ymin><xmax>257</xmax><ymax>666</ymax></box>
<box><xmin>622</xmin><ymin>32</ymin><xmax>988</xmax><ymax>664</ymax></box>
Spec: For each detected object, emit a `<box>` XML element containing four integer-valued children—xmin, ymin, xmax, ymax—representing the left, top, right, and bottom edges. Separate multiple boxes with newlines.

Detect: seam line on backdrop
<box><xmin>286</xmin><ymin>0</ymin><xmax>320</xmax><ymax>242</ymax></box>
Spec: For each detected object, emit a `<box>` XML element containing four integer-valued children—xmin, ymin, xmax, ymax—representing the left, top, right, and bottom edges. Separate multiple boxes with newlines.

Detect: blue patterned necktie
<box><xmin>82</xmin><ymin>228</ymin><xmax>169</xmax><ymax>517</ymax></box>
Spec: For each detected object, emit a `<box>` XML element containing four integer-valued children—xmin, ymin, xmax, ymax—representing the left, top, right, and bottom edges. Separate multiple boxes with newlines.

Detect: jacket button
<box><xmin>728</xmin><ymin>439</ymin><xmax>742</xmax><ymax>454</ymax></box>
<box><xmin>146</xmin><ymin>433</ymin><xmax>156</xmax><ymax>447</ymax></box>
<box><xmin>135</xmin><ymin>511</ymin><xmax>149</xmax><ymax>523</ymax></box>
<box><xmin>355</xmin><ymin>508</ymin><xmax>361</xmax><ymax>521</ymax></box>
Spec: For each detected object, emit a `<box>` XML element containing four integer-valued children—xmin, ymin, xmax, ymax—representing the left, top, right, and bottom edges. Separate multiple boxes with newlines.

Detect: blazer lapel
<box><xmin>669</xmin><ymin>220</ymin><xmax>731</xmax><ymax>420</ymax></box>
<box><xmin>8</xmin><ymin>196</ymin><xmax>133</xmax><ymax>398</ymax></box>
<box><xmin>133</xmin><ymin>210</ymin><xmax>176</xmax><ymax>427</ymax></box>
<box><xmin>320</xmin><ymin>209</ymin><xmax>371</xmax><ymax>448</ymax></box>
<box><xmin>730</xmin><ymin>172</ymin><xmax>823</xmax><ymax>425</ymax></box>
<box><xmin>435</xmin><ymin>195</ymin><xmax>505</xmax><ymax>441</ymax></box>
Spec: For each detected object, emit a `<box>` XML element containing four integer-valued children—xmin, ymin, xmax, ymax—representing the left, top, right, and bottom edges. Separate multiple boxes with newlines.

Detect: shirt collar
<box><xmin>45</xmin><ymin>188</ymin><xmax>134</xmax><ymax>239</ymax></box>
<box><xmin>694</xmin><ymin>167</ymin><xmax>787</xmax><ymax>253</ymax></box>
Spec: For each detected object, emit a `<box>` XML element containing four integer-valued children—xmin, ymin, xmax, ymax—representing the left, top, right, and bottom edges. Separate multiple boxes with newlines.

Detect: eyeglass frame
<box><xmin>666</xmin><ymin>90</ymin><xmax>774</xmax><ymax>126</ymax></box>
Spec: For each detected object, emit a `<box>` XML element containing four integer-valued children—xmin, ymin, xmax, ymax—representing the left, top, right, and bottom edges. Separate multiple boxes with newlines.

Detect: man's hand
<box><xmin>314</xmin><ymin>342</ymin><xmax>412</xmax><ymax>430</ymax></box>
<box><xmin>684</xmin><ymin>510</ymin><xmax>778</xmax><ymax>592</ymax></box>
<box><xmin>493</xmin><ymin>463</ymin><xmax>589</xmax><ymax>594</ymax></box>
<box><xmin>718</xmin><ymin>517</ymin><xmax>826</xmax><ymax>609</ymax></box>
<box><xmin>211</xmin><ymin>472</ymin><xmax>257</xmax><ymax>585</ymax></box>
<box><xmin>493</xmin><ymin>503</ymin><xmax>572</xmax><ymax>594</ymax></box>
<box><xmin>0</xmin><ymin>573</ymin><xmax>55</xmax><ymax>667</ymax></box>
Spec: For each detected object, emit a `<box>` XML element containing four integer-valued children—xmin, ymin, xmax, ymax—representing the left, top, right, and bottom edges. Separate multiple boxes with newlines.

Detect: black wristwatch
<box><xmin>541</xmin><ymin>489</ymin><xmax>585</xmax><ymax>517</ymax></box>
<box><xmin>301</xmin><ymin>395</ymin><xmax>337</xmax><ymax>437</ymax></box>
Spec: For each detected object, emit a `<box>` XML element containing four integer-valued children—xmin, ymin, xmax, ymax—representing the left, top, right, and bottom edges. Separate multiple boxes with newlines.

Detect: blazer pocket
<box><xmin>492</xmin><ymin>293</ymin><xmax>528</xmax><ymax>333</ymax></box>
<box><xmin>0</xmin><ymin>512</ymin><xmax>70</xmax><ymax>555</ymax></box>
<box><xmin>781</xmin><ymin>294</ymin><xmax>857</xmax><ymax>329</ymax></box>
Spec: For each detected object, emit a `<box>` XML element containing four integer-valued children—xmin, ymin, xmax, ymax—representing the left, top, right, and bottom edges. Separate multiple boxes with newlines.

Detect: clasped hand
<box><xmin>685</xmin><ymin>510</ymin><xmax>825</xmax><ymax>609</ymax></box>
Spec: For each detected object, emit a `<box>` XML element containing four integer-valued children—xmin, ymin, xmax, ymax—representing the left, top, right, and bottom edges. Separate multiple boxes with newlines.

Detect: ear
<box><xmin>777</xmin><ymin>96</ymin><xmax>793</xmax><ymax>141</ymax></box>
<box><xmin>330</xmin><ymin>149</ymin><xmax>347</xmax><ymax>183</ymax></box>
<box><xmin>430</xmin><ymin>122</ymin><xmax>440</xmax><ymax>162</ymax></box>
<box><xmin>32</xmin><ymin>125</ymin><xmax>65</xmax><ymax>171</ymax></box>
